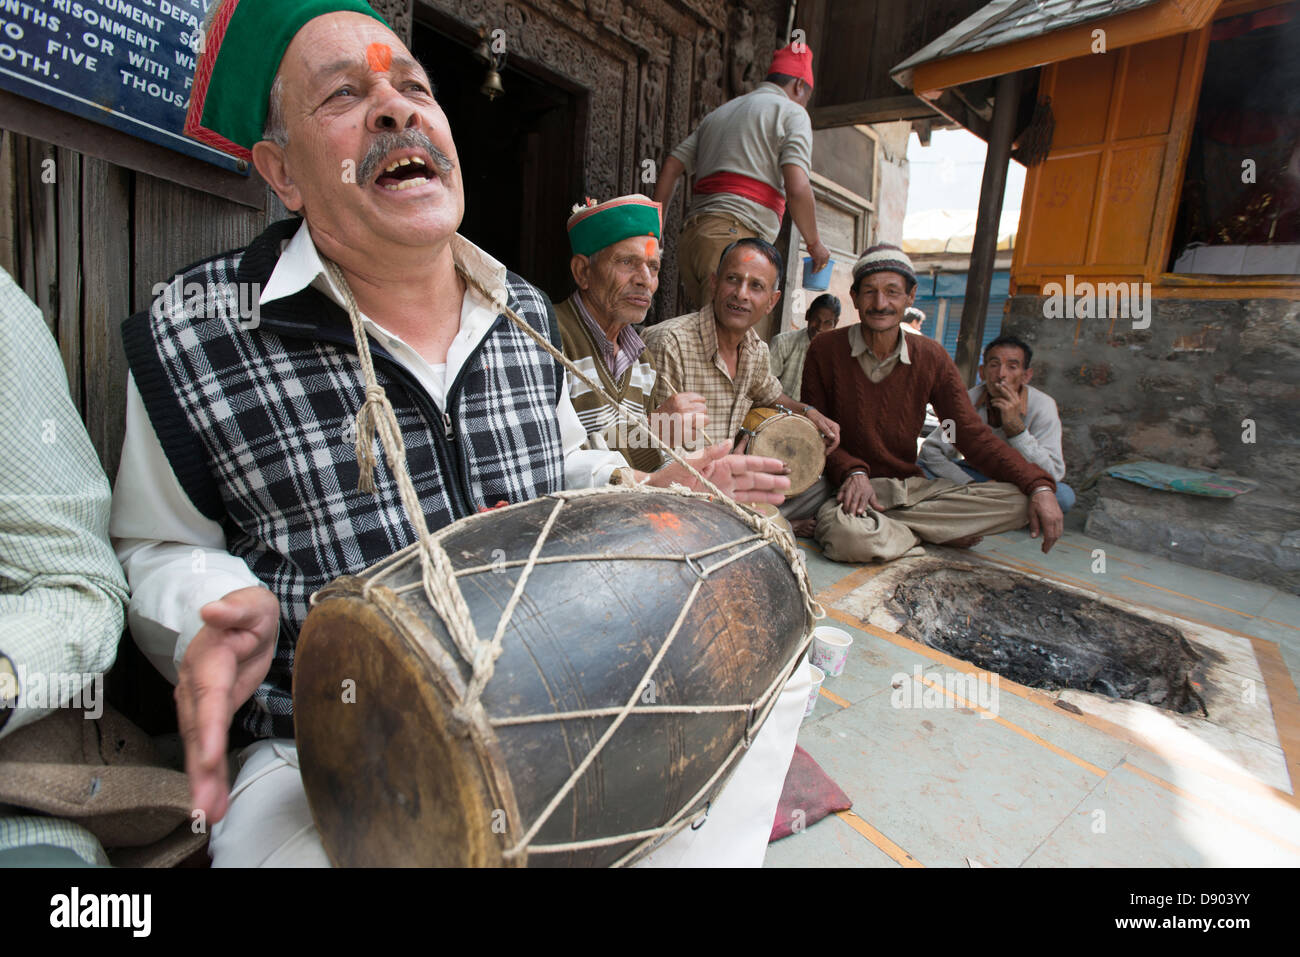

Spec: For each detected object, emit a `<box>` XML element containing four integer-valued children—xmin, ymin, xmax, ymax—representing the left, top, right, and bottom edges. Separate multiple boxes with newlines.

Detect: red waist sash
<box><xmin>693</xmin><ymin>172</ymin><xmax>785</xmax><ymax>220</ymax></box>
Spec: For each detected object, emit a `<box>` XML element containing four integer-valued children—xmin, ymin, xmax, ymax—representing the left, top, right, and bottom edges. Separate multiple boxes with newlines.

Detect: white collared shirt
<box><xmin>111</xmin><ymin>220</ymin><xmax>623</xmax><ymax>683</ymax></box>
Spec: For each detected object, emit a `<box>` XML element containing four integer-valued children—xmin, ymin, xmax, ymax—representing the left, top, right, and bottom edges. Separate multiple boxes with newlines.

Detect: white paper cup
<box><xmin>803</xmin><ymin>664</ymin><xmax>826</xmax><ymax>718</ymax></box>
<box><xmin>809</xmin><ymin>626</ymin><xmax>853</xmax><ymax>677</ymax></box>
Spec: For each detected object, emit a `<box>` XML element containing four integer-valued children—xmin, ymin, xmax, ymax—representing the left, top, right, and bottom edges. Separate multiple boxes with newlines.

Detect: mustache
<box><xmin>358</xmin><ymin>130</ymin><xmax>455</xmax><ymax>184</ymax></box>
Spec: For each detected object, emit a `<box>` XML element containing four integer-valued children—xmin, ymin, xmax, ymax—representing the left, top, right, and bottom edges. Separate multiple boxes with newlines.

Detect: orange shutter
<box><xmin>1013</xmin><ymin>28</ymin><xmax>1209</xmax><ymax>291</ymax></box>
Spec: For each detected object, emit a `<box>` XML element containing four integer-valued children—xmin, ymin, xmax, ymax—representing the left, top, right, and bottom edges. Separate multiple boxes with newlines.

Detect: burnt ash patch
<box><xmin>886</xmin><ymin>566</ymin><xmax>1210</xmax><ymax>716</ymax></box>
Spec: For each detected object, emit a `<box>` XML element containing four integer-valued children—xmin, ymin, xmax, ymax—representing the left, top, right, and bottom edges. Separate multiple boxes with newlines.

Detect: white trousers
<box><xmin>210</xmin><ymin>660</ymin><xmax>811</xmax><ymax>868</ymax></box>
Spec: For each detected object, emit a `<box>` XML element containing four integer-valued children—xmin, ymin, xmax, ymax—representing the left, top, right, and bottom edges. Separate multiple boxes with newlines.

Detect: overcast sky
<box><xmin>906</xmin><ymin>128</ymin><xmax>1027</xmax><ymax>218</ymax></box>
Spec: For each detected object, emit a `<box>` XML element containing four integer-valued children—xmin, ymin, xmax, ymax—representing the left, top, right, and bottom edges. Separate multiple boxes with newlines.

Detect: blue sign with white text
<box><xmin>0</xmin><ymin>0</ymin><xmax>244</xmax><ymax>173</ymax></box>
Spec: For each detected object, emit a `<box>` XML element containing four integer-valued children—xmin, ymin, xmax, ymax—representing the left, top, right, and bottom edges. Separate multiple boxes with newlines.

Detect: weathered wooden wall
<box><xmin>0</xmin><ymin>129</ymin><xmax>287</xmax><ymax>483</ymax></box>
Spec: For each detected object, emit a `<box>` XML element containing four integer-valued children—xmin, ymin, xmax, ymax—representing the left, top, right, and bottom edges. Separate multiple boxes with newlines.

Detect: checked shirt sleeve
<box><xmin>0</xmin><ymin>269</ymin><xmax>127</xmax><ymax>738</ymax></box>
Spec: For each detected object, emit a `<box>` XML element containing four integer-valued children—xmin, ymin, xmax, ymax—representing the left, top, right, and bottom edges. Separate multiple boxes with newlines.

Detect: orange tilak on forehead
<box><xmin>645</xmin><ymin>238</ymin><xmax>658</xmax><ymax>258</ymax></box>
<box><xmin>366</xmin><ymin>42</ymin><xmax>393</xmax><ymax>72</ymax></box>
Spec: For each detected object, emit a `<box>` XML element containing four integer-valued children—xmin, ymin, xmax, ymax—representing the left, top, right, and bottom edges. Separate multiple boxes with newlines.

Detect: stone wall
<box><xmin>1002</xmin><ymin>294</ymin><xmax>1300</xmax><ymax>591</ymax></box>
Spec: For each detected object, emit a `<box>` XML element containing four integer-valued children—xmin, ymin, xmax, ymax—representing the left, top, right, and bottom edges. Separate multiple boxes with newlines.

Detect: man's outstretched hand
<box><xmin>176</xmin><ymin>586</ymin><xmax>279</xmax><ymax>825</ymax></box>
<box><xmin>644</xmin><ymin>442</ymin><xmax>791</xmax><ymax>504</ymax></box>
<box><xmin>1027</xmin><ymin>491</ymin><xmax>1064</xmax><ymax>553</ymax></box>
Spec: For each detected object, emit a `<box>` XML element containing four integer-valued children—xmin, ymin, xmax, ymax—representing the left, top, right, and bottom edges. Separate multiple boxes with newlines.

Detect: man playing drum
<box><xmin>110</xmin><ymin>0</ymin><xmax>804</xmax><ymax>867</ymax></box>
<box><xmin>645</xmin><ymin>238</ymin><xmax>840</xmax><ymax>519</ymax></box>
<box><xmin>556</xmin><ymin>195</ymin><xmax>709</xmax><ymax>470</ymax></box>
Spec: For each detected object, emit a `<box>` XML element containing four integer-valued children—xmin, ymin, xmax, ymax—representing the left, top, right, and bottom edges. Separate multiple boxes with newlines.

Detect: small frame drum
<box><xmin>738</xmin><ymin>407</ymin><xmax>826</xmax><ymax>497</ymax></box>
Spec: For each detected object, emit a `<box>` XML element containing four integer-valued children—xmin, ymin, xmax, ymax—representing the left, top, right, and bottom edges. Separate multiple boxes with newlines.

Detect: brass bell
<box><xmin>481</xmin><ymin>67</ymin><xmax>504</xmax><ymax>100</ymax></box>
<box><xmin>471</xmin><ymin>35</ymin><xmax>492</xmax><ymax>65</ymax></box>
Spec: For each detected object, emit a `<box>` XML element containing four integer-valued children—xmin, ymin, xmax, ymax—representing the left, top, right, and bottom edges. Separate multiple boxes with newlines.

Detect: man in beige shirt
<box><xmin>645</xmin><ymin>238</ymin><xmax>839</xmax><ymax>454</ymax></box>
<box><xmin>768</xmin><ymin>292</ymin><xmax>842</xmax><ymax>401</ymax></box>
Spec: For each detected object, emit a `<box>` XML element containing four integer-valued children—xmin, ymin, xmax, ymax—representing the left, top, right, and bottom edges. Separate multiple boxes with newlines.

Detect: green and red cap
<box><xmin>185</xmin><ymin>0</ymin><xmax>390</xmax><ymax>161</ymax></box>
<box><xmin>566</xmin><ymin>195</ymin><xmax>663</xmax><ymax>257</ymax></box>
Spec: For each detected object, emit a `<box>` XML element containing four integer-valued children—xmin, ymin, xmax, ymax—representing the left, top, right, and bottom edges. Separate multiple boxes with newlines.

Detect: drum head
<box><xmin>295</xmin><ymin>586</ymin><xmax>521</xmax><ymax>867</ymax></box>
<box><xmin>747</xmin><ymin>414</ymin><xmax>825</xmax><ymax>497</ymax></box>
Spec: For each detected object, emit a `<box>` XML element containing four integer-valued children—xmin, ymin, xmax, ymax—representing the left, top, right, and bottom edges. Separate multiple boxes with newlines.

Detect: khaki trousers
<box><xmin>806</xmin><ymin>476</ymin><xmax>1030</xmax><ymax>564</ymax></box>
<box><xmin>677</xmin><ymin>213</ymin><xmax>760</xmax><ymax>309</ymax></box>
<box><xmin>779</xmin><ymin>476</ymin><xmax>831</xmax><ymax>521</ymax></box>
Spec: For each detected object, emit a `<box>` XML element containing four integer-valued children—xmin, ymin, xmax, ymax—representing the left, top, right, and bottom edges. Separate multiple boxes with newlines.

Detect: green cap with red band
<box><xmin>566</xmin><ymin>195</ymin><xmax>663</xmax><ymax>257</ymax></box>
<box><xmin>185</xmin><ymin>0</ymin><xmax>390</xmax><ymax>161</ymax></box>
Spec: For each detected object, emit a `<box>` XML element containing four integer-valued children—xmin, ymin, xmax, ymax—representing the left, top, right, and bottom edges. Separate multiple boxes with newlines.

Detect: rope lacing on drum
<box><xmin>322</xmin><ymin>257</ymin><xmax>823</xmax><ymax>865</ymax></box>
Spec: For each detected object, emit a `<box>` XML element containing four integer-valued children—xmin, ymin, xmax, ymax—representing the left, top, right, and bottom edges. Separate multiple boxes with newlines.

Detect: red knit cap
<box><xmin>769</xmin><ymin>42</ymin><xmax>814</xmax><ymax>88</ymax></box>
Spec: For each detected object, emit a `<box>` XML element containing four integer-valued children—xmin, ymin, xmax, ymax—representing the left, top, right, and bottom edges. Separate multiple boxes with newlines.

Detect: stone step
<box><xmin>1084</xmin><ymin>476</ymin><xmax>1300</xmax><ymax>594</ymax></box>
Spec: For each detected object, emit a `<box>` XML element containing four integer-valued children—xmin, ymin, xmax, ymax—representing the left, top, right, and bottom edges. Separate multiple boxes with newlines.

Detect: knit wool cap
<box><xmin>566</xmin><ymin>195</ymin><xmax>662</xmax><ymax>257</ymax></box>
<box><xmin>852</xmin><ymin>243</ymin><xmax>917</xmax><ymax>286</ymax></box>
<box><xmin>185</xmin><ymin>0</ymin><xmax>390</xmax><ymax>161</ymax></box>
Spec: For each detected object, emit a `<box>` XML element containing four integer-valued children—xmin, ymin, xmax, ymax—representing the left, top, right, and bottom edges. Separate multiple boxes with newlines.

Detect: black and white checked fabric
<box><xmin>122</xmin><ymin>219</ymin><xmax>565</xmax><ymax>738</ymax></box>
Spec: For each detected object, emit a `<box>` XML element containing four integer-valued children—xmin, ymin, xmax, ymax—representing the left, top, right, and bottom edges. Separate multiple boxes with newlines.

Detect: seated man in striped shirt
<box><xmin>0</xmin><ymin>267</ymin><xmax>129</xmax><ymax>866</ymax></box>
<box><xmin>645</xmin><ymin>238</ymin><xmax>840</xmax><ymax>457</ymax></box>
<box><xmin>556</xmin><ymin>196</ymin><xmax>710</xmax><ymax>469</ymax></box>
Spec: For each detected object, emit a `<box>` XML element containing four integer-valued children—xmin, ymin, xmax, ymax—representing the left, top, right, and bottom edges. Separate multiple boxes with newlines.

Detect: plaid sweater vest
<box><xmin>554</xmin><ymin>296</ymin><xmax>663</xmax><ymax>473</ymax></box>
<box><xmin>122</xmin><ymin>219</ymin><xmax>566</xmax><ymax>739</ymax></box>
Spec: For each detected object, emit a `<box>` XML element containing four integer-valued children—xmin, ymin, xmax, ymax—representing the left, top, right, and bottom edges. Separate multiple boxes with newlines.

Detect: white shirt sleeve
<box><xmin>1010</xmin><ymin>390</ymin><xmax>1067</xmax><ymax>481</ymax></box>
<box><xmin>778</xmin><ymin>105</ymin><xmax>814</xmax><ymax>174</ymax></box>
<box><xmin>110</xmin><ymin>375</ymin><xmax>265</xmax><ymax>685</ymax></box>
<box><xmin>670</xmin><ymin>128</ymin><xmax>699</xmax><ymax>175</ymax></box>
<box><xmin>558</xmin><ymin>371</ymin><xmax>627</xmax><ymax>488</ymax></box>
<box><xmin>112</xmin><ymin>367</ymin><xmax>621</xmax><ymax>686</ymax></box>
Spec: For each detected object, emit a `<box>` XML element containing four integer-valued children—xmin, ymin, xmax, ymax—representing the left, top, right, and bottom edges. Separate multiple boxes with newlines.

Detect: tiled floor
<box><xmin>765</xmin><ymin>528</ymin><xmax>1300</xmax><ymax>868</ymax></box>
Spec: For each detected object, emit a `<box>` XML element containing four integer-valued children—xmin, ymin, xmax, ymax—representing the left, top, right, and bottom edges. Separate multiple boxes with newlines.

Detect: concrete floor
<box><xmin>765</xmin><ymin>527</ymin><xmax>1300</xmax><ymax>868</ymax></box>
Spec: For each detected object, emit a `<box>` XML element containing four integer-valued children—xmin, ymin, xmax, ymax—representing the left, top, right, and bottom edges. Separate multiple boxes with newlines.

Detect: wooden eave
<box><xmin>899</xmin><ymin>0</ymin><xmax>1222</xmax><ymax>100</ymax></box>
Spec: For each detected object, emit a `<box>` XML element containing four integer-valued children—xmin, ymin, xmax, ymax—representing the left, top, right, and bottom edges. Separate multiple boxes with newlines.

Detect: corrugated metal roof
<box><xmin>893</xmin><ymin>0</ymin><xmax>1161</xmax><ymax>81</ymax></box>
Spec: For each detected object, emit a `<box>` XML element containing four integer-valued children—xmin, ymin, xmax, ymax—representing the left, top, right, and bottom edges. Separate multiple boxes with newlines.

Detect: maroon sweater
<box><xmin>801</xmin><ymin>327</ymin><xmax>1054</xmax><ymax>495</ymax></box>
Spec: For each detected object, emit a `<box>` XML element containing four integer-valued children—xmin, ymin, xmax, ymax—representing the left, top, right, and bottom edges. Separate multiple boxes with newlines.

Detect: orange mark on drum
<box><xmin>366</xmin><ymin>42</ymin><xmax>393</xmax><ymax>72</ymax></box>
<box><xmin>645</xmin><ymin>511</ymin><xmax>682</xmax><ymax>532</ymax></box>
